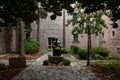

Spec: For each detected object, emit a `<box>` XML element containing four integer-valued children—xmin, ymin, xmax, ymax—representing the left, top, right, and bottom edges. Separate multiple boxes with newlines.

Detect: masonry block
<box><xmin>9</xmin><ymin>56</ymin><xmax>26</xmax><ymax>68</ymax></box>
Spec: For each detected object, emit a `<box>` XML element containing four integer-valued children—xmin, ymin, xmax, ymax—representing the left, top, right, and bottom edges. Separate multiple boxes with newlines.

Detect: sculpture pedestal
<box><xmin>49</xmin><ymin>56</ymin><xmax>63</xmax><ymax>64</ymax></box>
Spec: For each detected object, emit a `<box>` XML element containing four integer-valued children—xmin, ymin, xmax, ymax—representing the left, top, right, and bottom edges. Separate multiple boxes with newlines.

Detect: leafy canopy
<box><xmin>0</xmin><ymin>0</ymin><xmax>119</xmax><ymax>26</ymax></box>
<box><xmin>0</xmin><ymin>0</ymin><xmax>38</xmax><ymax>26</ymax></box>
<box><xmin>37</xmin><ymin>0</ymin><xmax>120</xmax><ymax>21</ymax></box>
<box><xmin>67</xmin><ymin>3</ymin><xmax>107</xmax><ymax>36</ymax></box>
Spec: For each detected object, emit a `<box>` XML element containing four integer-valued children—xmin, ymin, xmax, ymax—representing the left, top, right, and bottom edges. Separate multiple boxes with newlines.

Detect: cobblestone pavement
<box><xmin>12</xmin><ymin>51</ymin><xmax>100</xmax><ymax>80</ymax></box>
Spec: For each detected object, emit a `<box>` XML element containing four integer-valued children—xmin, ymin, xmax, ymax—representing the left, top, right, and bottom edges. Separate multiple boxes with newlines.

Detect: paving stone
<box><xmin>12</xmin><ymin>51</ymin><xmax>100</xmax><ymax>80</ymax></box>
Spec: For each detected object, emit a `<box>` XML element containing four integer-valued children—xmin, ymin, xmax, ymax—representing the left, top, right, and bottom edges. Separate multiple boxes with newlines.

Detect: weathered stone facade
<box><xmin>31</xmin><ymin>10</ymin><xmax>120</xmax><ymax>53</ymax></box>
<box><xmin>0</xmin><ymin>10</ymin><xmax>120</xmax><ymax>54</ymax></box>
<box><xmin>31</xmin><ymin>13</ymin><xmax>63</xmax><ymax>50</ymax></box>
<box><xmin>0</xmin><ymin>28</ymin><xmax>16</xmax><ymax>54</ymax></box>
<box><xmin>101</xmin><ymin>16</ymin><xmax>120</xmax><ymax>53</ymax></box>
<box><xmin>31</xmin><ymin>11</ymin><xmax>100</xmax><ymax>51</ymax></box>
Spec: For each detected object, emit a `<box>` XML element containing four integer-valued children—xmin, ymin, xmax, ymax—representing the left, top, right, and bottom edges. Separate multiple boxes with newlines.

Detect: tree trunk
<box><xmin>87</xmin><ymin>25</ymin><xmax>91</xmax><ymax>66</ymax></box>
<box><xmin>19</xmin><ymin>19</ymin><xmax>25</xmax><ymax>56</ymax></box>
<box><xmin>87</xmin><ymin>14</ymin><xmax>91</xmax><ymax>66</ymax></box>
<box><xmin>37</xmin><ymin>10</ymin><xmax>40</xmax><ymax>51</ymax></box>
<box><xmin>63</xmin><ymin>9</ymin><xmax>66</xmax><ymax>48</ymax></box>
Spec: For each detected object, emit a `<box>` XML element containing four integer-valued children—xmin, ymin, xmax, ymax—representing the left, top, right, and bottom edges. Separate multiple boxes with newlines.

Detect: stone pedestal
<box><xmin>49</xmin><ymin>56</ymin><xmax>63</xmax><ymax>64</ymax></box>
<box><xmin>9</xmin><ymin>56</ymin><xmax>26</xmax><ymax>68</ymax></box>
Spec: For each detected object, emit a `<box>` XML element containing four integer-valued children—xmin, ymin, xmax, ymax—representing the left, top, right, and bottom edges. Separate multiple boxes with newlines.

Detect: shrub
<box><xmin>24</xmin><ymin>38</ymin><xmax>39</xmax><ymax>54</ymax></box>
<box><xmin>43</xmin><ymin>60</ymin><xmax>49</xmax><ymax>65</ymax></box>
<box><xmin>0</xmin><ymin>63</ymin><xmax>7</xmax><ymax>70</ymax></box>
<box><xmin>108</xmin><ymin>53</ymin><xmax>120</xmax><ymax>60</ymax></box>
<box><xmin>101</xmin><ymin>61</ymin><xmax>120</xmax><ymax>80</ymax></box>
<box><xmin>40</xmin><ymin>49</ymin><xmax>47</xmax><ymax>55</ymax></box>
<box><xmin>70</xmin><ymin>45</ymin><xmax>79</xmax><ymax>54</ymax></box>
<box><xmin>91</xmin><ymin>47</ymin><xmax>109</xmax><ymax>59</ymax></box>
<box><xmin>118</xmin><ymin>51</ymin><xmax>120</xmax><ymax>54</ymax></box>
<box><xmin>77</xmin><ymin>48</ymin><xmax>87</xmax><ymax>59</ymax></box>
<box><xmin>61</xmin><ymin>48</ymin><xmax>69</xmax><ymax>54</ymax></box>
<box><xmin>94</xmin><ymin>54</ymin><xmax>104</xmax><ymax>59</ymax></box>
<box><xmin>63</xmin><ymin>58</ymin><xmax>70</xmax><ymax>66</ymax></box>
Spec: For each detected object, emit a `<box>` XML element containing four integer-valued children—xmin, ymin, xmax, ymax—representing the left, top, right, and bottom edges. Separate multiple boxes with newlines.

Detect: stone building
<box><xmin>100</xmin><ymin>16</ymin><xmax>120</xmax><ymax>53</ymax></box>
<box><xmin>31</xmin><ymin>10</ymin><xmax>120</xmax><ymax>53</ymax></box>
<box><xmin>0</xmin><ymin>10</ymin><xmax>120</xmax><ymax>54</ymax></box>
<box><xmin>31</xmin><ymin>11</ymin><xmax>96</xmax><ymax>50</ymax></box>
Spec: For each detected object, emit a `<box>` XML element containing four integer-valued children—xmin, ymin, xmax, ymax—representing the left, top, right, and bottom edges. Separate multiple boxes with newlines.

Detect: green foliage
<box><xmin>94</xmin><ymin>54</ymin><xmax>104</xmax><ymax>59</ymax></box>
<box><xmin>62</xmin><ymin>58</ymin><xmax>70</xmax><ymax>66</ymax></box>
<box><xmin>71</xmin><ymin>26</ymin><xmax>83</xmax><ymax>35</ymax></box>
<box><xmin>91</xmin><ymin>47</ymin><xmax>109</xmax><ymax>59</ymax></box>
<box><xmin>78</xmin><ymin>0</ymin><xmax>120</xmax><ymax>21</ymax></box>
<box><xmin>39</xmin><ymin>7</ymin><xmax>48</xmax><ymax>19</ymax></box>
<box><xmin>0</xmin><ymin>63</ymin><xmax>7</xmax><ymax>70</ymax></box>
<box><xmin>43</xmin><ymin>60</ymin><xmax>49</xmax><ymax>65</ymax></box>
<box><xmin>117</xmin><ymin>51</ymin><xmax>120</xmax><ymax>54</ymax></box>
<box><xmin>24</xmin><ymin>38</ymin><xmax>39</xmax><ymax>54</ymax></box>
<box><xmin>61</xmin><ymin>48</ymin><xmax>69</xmax><ymax>54</ymax></box>
<box><xmin>108</xmin><ymin>53</ymin><xmax>120</xmax><ymax>60</ymax></box>
<box><xmin>70</xmin><ymin>45</ymin><xmax>79</xmax><ymax>54</ymax></box>
<box><xmin>91</xmin><ymin>60</ymin><xmax>120</xmax><ymax>80</ymax></box>
<box><xmin>39</xmin><ymin>0</ymin><xmax>74</xmax><ymax>20</ymax></box>
<box><xmin>67</xmin><ymin>3</ymin><xmax>106</xmax><ymax>36</ymax></box>
<box><xmin>0</xmin><ymin>0</ymin><xmax>38</xmax><ymax>26</ymax></box>
<box><xmin>77</xmin><ymin>48</ymin><xmax>87</xmax><ymax>59</ymax></box>
<box><xmin>101</xmin><ymin>61</ymin><xmax>120</xmax><ymax>80</ymax></box>
<box><xmin>25</xmin><ymin>22</ymin><xmax>32</xmax><ymax>33</ymax></box>
<box><xmin>40</xmin><ymin>49</ymin><xmax>47</xmax><ymax>55</ymax></box>
<box><xmin>70</xmin><ymin>45</ymin><xmax>88</xmax><ymax>59</ymax></box>
<box><xmin>1</xmin><ymin>0</ymin><xmax>120</xmax><ymax>23</ymax></box>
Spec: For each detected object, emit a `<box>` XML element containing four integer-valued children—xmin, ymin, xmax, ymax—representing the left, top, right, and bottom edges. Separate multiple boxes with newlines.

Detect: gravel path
<box><xmin>12</xmin><ymin>51</ymin><xmax>100</xmax><ymax>80</ymax></box>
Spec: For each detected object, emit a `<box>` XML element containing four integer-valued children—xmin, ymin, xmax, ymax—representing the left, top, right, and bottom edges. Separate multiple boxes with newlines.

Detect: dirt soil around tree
<box><xmin>0</xmin><ymin>53</ymin><xmax>42</xmax><ymax>60</ymax></box>
<box><xmin>0</xmin><ymin>68</ymin><xmax>25</xmax><ymax>80</ymax></box>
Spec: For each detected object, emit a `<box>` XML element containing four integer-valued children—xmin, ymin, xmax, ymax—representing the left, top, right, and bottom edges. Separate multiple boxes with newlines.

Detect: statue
<box><xmin>52</xmin><ymin>38</ymin><xmax>61</xmax><ymax>56</ymax></box>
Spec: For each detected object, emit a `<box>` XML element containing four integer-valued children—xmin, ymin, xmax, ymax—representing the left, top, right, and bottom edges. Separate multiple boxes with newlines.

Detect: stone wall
<box><xmin>31</xmin><ymin>10</ymin><xmax>100</xmax><ymax>50</ymax></box>
<box><xmin>66</xmin><ymin>25</ymin><xmax>100</xmax><ymax>49</ymax></box>
<box><xmin>101</xmin><ymin>16</ymin><xmax>120</xmax><ymax>53</ymax></box>
<box><xmin>0</xmin><ymin>28</ymin><xmax>17</xmax><ymax>54</ymax></box>
<box><xmin>0</xmin><ymin>12</ymin><xmax>120</xmax><ymax>54</ymax></box>
<box><xmin>0</xmin><ymin>29</ymin><xmax>6</xmax><ymax>53</ymax></box>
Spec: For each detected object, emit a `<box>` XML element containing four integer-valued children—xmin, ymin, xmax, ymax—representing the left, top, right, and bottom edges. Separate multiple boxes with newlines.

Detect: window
<box><xmin>73</xmin><ymin>35</ymin><xmax>79</xmax><ymax>42</ymax></box>
<box><xmin>117</xmin><ymin>48</ymin><xmax>120</xmax><ymax>53</ymax></box>
<box><xmin>48</xmin><ymin>37</ymin><xmax>55</xmax><ymax>49</ymax></box>
<box><xmin>111</xmin><ymin>29</ymin><xmax>116</xmax><ymax>38</ymax></box>
<box><xmin>102</xmin><ymin>32</ymin><xmax>104</xmax><ymax>38</ymax></box>
<box><xmin>112</xmin><ymin>31</ymin><xmax>115</xmax><ymax>36</ymax></box>
<box><xmin>101</xmin><ymin>32</ymin><xmax>105</xmax><ymax>41</ymax></box>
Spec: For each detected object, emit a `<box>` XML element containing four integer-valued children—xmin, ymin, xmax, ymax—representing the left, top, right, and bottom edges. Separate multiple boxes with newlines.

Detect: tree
<box><xmin>67</xmin><ymin>3</ymin><xmax>106</xmax><ymax>36</ymax></box>
<box><xmin>67</xmin><ymin>3</ymin><xmax>107</xmax><ymax>65</ymax></box>
<box><xmin>37</xmin><ymin>0</ymin><xmax>119</xmax><ymax>21</ymax></box>
<box><xmin>37</xmin><ymin>0</ymin><xmax>75</xmax><ymax>20</ymax></box>
<box><xmin>76</xmin><ymin>0</ymin><xmax>120</xmax><ymax>21</ymax></box>
<box><xmin>0</xmin><ymin>0</ymin><xmax>38</xmax><ymax>56</ymax></box>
